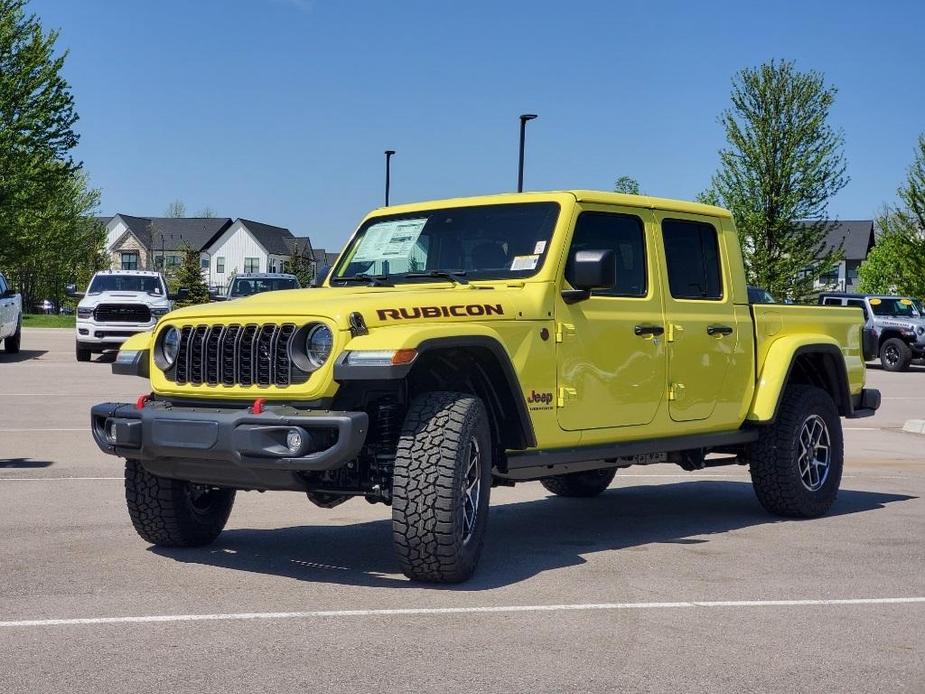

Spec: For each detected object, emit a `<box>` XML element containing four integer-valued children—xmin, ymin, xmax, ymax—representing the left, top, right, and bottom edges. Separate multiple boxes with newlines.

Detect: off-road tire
<box><xmin>880</xmin><ymin>337</ymin><xmax>912</xmax><ymax>372</ymax></box>
<box><xmin>540</xmin><ymin>468</ymin><xmax>616</xmax><ymax>497</ymax></box>
<box><xmin>392</xmin><ymin>391</ymin><xmax>492</xmax><ymax>583</ymax></box>
<box><xmin>3</xmin><ymin>321</ymin><xmax>20</xmax><ymax>353</ymax></box>
<box><xmin>747</xmin><ymin>385</ymin><xmax>843</xmax><ymax>518</ymax></box>
<box><xmin>76</xmin><ymin>343</ymin><xmax>91</xmax><ymax>362</ymax></box>
<box><xmin>124</xmin><ymin>460</ymin><xmax>235</xmax><ymax>547</ymax></box>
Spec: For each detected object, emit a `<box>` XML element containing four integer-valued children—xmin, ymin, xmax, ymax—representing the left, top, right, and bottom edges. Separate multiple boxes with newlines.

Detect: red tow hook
<box><xmin>250</xmin><ymin>398</ymin><xmax>267</xmax><ymax>415</ymax></box>
<box><xmin>135</xmin><ymin>394</ymin><xmax>151</xmax><ymax>410</ymax></box>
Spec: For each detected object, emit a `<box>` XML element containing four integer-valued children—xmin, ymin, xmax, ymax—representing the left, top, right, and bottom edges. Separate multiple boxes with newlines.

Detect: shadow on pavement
<box><xmin>0</xmin><ymin>458</ymin><xmax>54</xmax><ymax>468</ymax></box>
<box><xmin>0</xmin><ymin>349</ymin><xmax>47</xmax><ymax>363</ymax></box>
<box><xmin>151</xmin><ymin>481</ymin><xmax>915</xmax><ymax>590</ymax></box>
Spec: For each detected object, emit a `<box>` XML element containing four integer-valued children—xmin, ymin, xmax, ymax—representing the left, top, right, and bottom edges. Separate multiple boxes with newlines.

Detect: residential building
<box><xmin>813</xmin><ymin>220</ymin><xmax>876</xmax><ymax>292</ymax></box>
<box><xmin>207</xmin><ymin>219</ymin><xmax>299</xmax><ymax>291</ymax></box>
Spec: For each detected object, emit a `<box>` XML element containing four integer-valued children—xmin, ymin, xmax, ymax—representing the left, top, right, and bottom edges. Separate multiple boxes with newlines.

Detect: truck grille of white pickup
<box><xmin>94</xmin><ymin>303</ymin><xmax>151</xmax><ymax>323</ymax></box>
<box><xmin>172</xmin><ymin>323</ymin><xmax>306</xmax><ymax>387</ymax></box>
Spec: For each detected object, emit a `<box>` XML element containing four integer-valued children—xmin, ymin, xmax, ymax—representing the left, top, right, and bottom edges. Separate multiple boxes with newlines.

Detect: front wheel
<box><xmin>3</xmin><ymin>321</ymin><xmax>20</xmax><ymax>353</ymax></box>
<box><xmin>76</xmin><ymin>343</ymin><xmax>91</xmax><ymax>362</ymax></box>
<box><xmin>880</xmin><ymin>337</ymin><xmax>912</xmax><ymax>372</ymax></box>
<box><xmin>392</xmin><ymin>391</ymin><xmax>492</xmax><ymax>583</ymax></box>
<box><xmin>746</xmin><ymin>385</ymin><xmax>843</xmax><ymax>518</ymax></box>
<box><xmin>124</xmin><ymin>460</ymin><xmax>236</xmax><ymax>546</ymax></box>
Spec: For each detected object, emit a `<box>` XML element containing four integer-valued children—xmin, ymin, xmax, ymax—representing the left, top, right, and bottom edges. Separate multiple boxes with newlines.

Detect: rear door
<box><xmin>555</xmin><ymin>205</ymin><xmax>667</xmax><ymax>430</ymax></box>
<box><xmin>655</xmin><ymin>214</ymin><xmax>746</xmax><ymax>423</ymax></box>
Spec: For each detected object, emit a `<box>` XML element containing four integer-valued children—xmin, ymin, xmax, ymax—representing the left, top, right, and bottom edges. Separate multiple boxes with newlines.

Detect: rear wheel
<box><xmin>3</xmin><ymin>321</ymin><xmax>20</xmax><ymax>353</ymax></box>
<box><xmin>124</xmin><ymin>460</ymin><xmax>236</xmax><ymax>547</ymax></box>
<box><xmin>746</xmin><ymin>385</ymin><xmax>843</xmax><ymax>518</ymax></box>
<box><xmin>76</xmin><ymin>343</ymin><xmax>91</xmax><ymax>362</ymax></box>
<box><xmin>541</xmin><ymin>468</ymin><xmax>616</xmax><ymax>497</ymax></box>
<box><xmin>391</xmin><ymin>391</ymin><xmax>492</xmax><ymax>583</ymax></box>
<box><xmin>880</xmin><ymin>337</ymin><xmax>912</xmax><ymax>372</ymax></box>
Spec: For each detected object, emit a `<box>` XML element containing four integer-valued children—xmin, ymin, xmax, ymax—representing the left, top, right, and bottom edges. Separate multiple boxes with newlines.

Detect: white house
<box><xmin>206</xmin><ymin>219</ymin><xmax>303</xmax><ymax>291</ymax></box>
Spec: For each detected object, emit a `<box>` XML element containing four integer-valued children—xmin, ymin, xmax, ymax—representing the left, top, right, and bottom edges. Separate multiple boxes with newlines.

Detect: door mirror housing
<box><xmin>562</xmin><ymin>249</ymin><xmax>616</xmax><ymax>303</ymax></box>
<box><xmin>1</xmin><ymin>288</ymin><xmax>16</xmax><ymax>299</ymax></box>
<box><xmin>65</xmin><ymin>283</ymin><xmax>84</xmax><ymax>299</ymax></box>
<box><xmin>170</xmin><ymin>287</ymin><xmax>189</xmax><ymax>302</ymax></box>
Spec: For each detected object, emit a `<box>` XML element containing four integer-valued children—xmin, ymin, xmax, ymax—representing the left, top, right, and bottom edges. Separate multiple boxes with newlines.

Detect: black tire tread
<box><xmin>880</xmin><ymin>337</ymin><xmax>912</xmax><ymax>372</ymax></box>
<box><xmin>124</xmin><ymin>460</ymin><xmax>235</xmax><ymax>547</ymax></box>
<box><xmin>540</xmin><ymin>468</ymin><xmax>617</xmax><ymax>497</ymax></box>
<box><xmin>3</xmin><ymin>322</ymin><xmax>20</xmax><ymax>354</ymax></box>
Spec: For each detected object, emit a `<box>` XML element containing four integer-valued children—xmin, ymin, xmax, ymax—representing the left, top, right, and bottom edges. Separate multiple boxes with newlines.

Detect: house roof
<box><xmin>288</xmin><ymin>236</ymin><xmax>314</xmax><ymax>256</ymax></box>
<box><xmin>816</xmin><ymin>220</ymin><xmax>876</xmax><ymax>261</ymax></box>
<box><xmin>238</xmin><ymin>219</ymin><xmax>295</xmax><ymax>255</ymax></box>
<box><xmin>115</xmin><ymin>214</ymin><xmax>233</xmax><ymax>252</ymax></box>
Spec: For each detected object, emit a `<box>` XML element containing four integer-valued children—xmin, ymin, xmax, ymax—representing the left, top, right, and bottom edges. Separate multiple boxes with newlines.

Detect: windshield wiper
<box><xmin>403</xmin><ymin>270</ymin><xmax>469</xmax><ymax>285</ymax></box>
<box><xmin>332</xmin><ymin>273</ymin><xmax>393</xmax><ymax>287</ymax></box>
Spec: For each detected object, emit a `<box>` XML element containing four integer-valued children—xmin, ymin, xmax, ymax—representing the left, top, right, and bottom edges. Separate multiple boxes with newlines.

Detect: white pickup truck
<box><xmin>0</xmin><ymin>271</ymin><xmax>22</xmax><ymax>354</ymax></box>
<box><xmin>69</xmin><ymin>270</ymin><xmax>178</xmax><ymax>362</ymax></box>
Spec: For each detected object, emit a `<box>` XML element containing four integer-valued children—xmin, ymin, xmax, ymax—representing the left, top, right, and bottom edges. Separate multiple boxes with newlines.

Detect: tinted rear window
<box><xmin>661</xmin><ymin>219</ymin><xmax>722</xmax><ymax>300</ymax></box>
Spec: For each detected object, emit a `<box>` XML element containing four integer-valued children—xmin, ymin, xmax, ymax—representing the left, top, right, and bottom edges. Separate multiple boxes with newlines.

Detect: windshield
<box><xmin>229</xmin><ymin>277</ymin><xmax>298</xmax><ymax>297</ymax></box>
<box><xmin>870</xmin><ymin>297</ymin><xmax>917</xmax><ymax>317</ymax></box>
<box><xmin>332</xmin><ymin>202</ymin><xmax>560</xmax><ymax>284</ymax></box>
<box><xmin>88</xmin><ymin>275</ymin><xmax>164</xmax><ymax>295</ymax></box>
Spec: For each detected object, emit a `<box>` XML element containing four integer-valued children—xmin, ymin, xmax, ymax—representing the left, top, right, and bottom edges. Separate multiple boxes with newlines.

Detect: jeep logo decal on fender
<box><xmin>376</xmin><ymin>304</ymin><xmax>504</xmax><ymax>321</ymax></box>
<box><xmin>526</xmin><ymin>389</ymin><xmax>553</xmax><ymax>410</ymax></box>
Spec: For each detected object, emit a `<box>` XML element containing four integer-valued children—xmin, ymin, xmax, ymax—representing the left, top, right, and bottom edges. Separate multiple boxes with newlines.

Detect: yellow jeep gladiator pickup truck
<box><xmin>92</xmin><ymin>191</ymin><xmax>880</xmax><ymax>583</ymax></box>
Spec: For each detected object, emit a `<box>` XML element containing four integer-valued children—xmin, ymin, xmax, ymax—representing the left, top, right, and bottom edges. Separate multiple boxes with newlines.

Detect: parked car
<box><xmin>818</xmin><ymin>292</ymin><xmax>925</xmax><ymax>371</ymax></box>
<box><xmin>747</xmin><ymin>285</ymin><xmax>775</xmax><ymax>304</ymax></box>
<box><xmin>0</xmin><ymin>271</ymin><xmax>22</xmax><ymax>354</ymax></box>
<box><xmin>68</xmin><ymin>270</ymin><xmax>184</xmax><ymax>362</ymax></box>
<box><xmin>214</xmin><ymin>273</ymin><xmax>300</xmax><ymax>301</ymax></box>
<box><xmin>93</xmin><ymin>190</ymin><xmax>878</xmax><ymax>583</ymax></box>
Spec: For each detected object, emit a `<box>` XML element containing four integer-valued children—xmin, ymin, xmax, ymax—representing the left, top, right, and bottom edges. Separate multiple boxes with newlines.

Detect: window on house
<box><xmin>121</xmin><ymin>252</ymin><xmax>139</xmax><ymax>271</ymax></box>
<box><xmin>244</xmin><ymin>257</ymin><xmax>259</xmax><ymax>273</ymax></box>
<box><xmin>201</xmin><ymin>258</ymin><xmax>210</xmax><ymax>270</ymax></box>
<box><xmin>818</xmin><ymin>266</ymin><xmax>839</xmax><ymax>285</ymax></box>
<box><xmin>216</xmin><ymin>257</ymin><xmax>225</xmax><ymax>273</ymax></box>
<box><xmin>565</xmin><ymin>212</ymin><xmax>647</xmax><ymax>297</ymax></box>
<box><xmin>661</xmin><ymin>219</ymin><xmax>723</xmax><ymax>300</ymax></box>
<box><xmin>154</xmin><ymin>256</ymin><xmax>164</xmax><ymax>270</ymax></box>
<box><xmin>166</xmin><ymin>255</ymin><xmax>180</xmax><ymax>268</ymax></box>
<box><xmin>268</xmin><ymin>259</ymin><xmax>276</xmax><ymax>273</ymax></box>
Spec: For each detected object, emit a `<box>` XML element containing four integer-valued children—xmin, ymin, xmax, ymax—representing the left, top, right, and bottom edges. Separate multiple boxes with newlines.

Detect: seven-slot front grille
<box><xmin>94</xmin><ymin>303</ymin><xmax>151</xmax><ymax>323</ymax></box>
<box><xmin>172</xmin><ymin>323</ymin><xmax>304</xmax><ymax>387</ymax></box>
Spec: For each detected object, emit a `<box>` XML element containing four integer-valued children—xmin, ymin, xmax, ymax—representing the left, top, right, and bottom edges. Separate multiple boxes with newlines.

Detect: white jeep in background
<box><xmin>0</xmin><ymin>271</ymin><xmax>22</xmax><ymax>354</ymax></box>
<box><xmin>69</xmin><ymin>270</ymin><xmax>176</xmax><ymax>362</ymax></box>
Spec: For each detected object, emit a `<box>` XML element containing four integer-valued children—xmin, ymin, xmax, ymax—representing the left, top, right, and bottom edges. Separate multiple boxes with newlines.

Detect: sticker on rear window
<box><xmin>511</xmin><ymin>255</ymin><xmax>539</xmax><ymax>271</ymax></box>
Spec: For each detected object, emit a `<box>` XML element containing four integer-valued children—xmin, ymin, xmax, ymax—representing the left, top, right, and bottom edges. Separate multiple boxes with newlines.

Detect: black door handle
<box><xmin>634</xmin><ymin>325</ymin><xmax>664</xmax><ymax>337</ymax></box>
<box><xmin>707</xmin><ymin>325</ymin><xmax>734</xmax><ymax>336</ymax></box>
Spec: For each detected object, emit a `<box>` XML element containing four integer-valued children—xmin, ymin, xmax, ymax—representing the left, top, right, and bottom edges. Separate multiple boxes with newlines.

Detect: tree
<box><xmin>0</xmin><ymin>0</ymin><xmax>103</xmax><ymax>310</ymax></box>
<box><xmin>196</xmin><ymin>206</ymin><xmax>216</xmax><ymax>218</ymax></box>
<box><xmin>702</xmin><ymin>60</ymin><xmax>848</xmax><ymax>301</ymax></box>
<box><xmin>858</xmin><ymin>134</ymin><xmax>925</xmax><ymax>297</ymax></box>
<box><xmin>172</xmin><ymin>245</ymin><xmax>209</xmax><ymax>307</ymax></box>
<box><xmin>286</xmin><ymin>246</ymin><xmax>314</xmax><ymax>287</ymax></box>
<box><xmin>614</xmin><ymin>176</ymin><xmax>641</xmax><ymax>195</ymax></box>
<box><xmin>165</xmin><ymin>200</ymin><xmax>187</xmax><ymax>218</ymax></box>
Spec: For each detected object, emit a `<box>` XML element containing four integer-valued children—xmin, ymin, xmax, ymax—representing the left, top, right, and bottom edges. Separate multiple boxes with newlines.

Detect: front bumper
<box><xmin>77</xmin><ymin>320</ymin><xmax>154</xmax><ymax>346</ymax></box>
<box><xmin>90</xmin><ymin>401</ymin><xmax>368</xmax><ymax>491</ymax></box>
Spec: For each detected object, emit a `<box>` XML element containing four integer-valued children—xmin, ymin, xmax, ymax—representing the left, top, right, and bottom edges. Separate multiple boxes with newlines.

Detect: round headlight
<box><xmin>917</xmin><ymin>326</ymin><xmax>924</xmax><ymax>336</ymax></box>
<box><xmin>161</xmin><ymin>327</ymin><xmax>180</xmax><ymax>368</ymax></box>
<box><xmin>305</xmin><ymin>324</ymin><xmax>333</xmax><ymax>369</ymax></box>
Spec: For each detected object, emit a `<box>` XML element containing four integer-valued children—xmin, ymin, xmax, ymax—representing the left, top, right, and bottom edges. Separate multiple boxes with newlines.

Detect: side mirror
<box><xmin>171</xmin><ymin>287</ymin><xmax>189</xmax><ymax>302</ymax></box>
<box><xmin>562</xmin><ymin>249</ymin><xmax>616</xmax><ymax>303</ymax></box>
<box><xmin>1</xmin><ymin>289</ymin><xmax>15</xmax><ymax>299</ymax></box>
<box><xmin>212</xmin><ymin>294</ymin><xmax>227</xmax><ymax>302</ymax></box>
<box><xmin>312</xmin><ymin>265</ymin><xmax>331</xmax><ymax>288</ymax></box>
<box><xmin>66</xmin><ymin>283</ymin><xmax>84</xmax><ymax>299</ymax></box>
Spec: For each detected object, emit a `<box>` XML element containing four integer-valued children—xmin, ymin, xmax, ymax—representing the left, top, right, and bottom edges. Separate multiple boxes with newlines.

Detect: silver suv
<box><xmin>819</xmin><ymin>292</ymin><xmax>925</xmax><ymax>371</ymax></box>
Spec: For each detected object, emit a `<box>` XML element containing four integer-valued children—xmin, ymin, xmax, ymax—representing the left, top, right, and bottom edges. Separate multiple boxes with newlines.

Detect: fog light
<box><xmin>286</xmin><ymin>429</ymin><xmax>303</xmax><ymax>453</ymax></box>
<box><xmin>108</xmin><ymin>421</ymin><xmax>118</xmax><ymax>442</ymax></box>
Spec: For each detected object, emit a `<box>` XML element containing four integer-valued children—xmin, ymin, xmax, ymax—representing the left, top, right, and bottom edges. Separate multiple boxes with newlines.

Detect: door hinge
<box><xmin>667</xmin><ymin>323</ymin><xmax>683</xmax><ymax>343</ymax></box>
<box><xmin>555</xmin><ymin>322</ymin><xmax>575</xmax><ymax>343</ymax></box>
<box><xmin>557</xmin><ymin>386</ymin><xmax>577</xmax><ymax>407</ymax></box>
<box><xmin>668</xmin><ymin>382</ymin><xmax>685</xmax><ymax>401</ymax></box>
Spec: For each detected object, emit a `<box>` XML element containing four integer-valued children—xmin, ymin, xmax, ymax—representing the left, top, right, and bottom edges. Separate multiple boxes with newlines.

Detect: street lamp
<box><xmin>384</xmin><ymin>150</ymin><xmax>396</xmax><ymax>206</ymax></box>
<box><xmin>517</xmin><ymin>113</ymin><xmax>537</xmax><ymax>193</ymax></box>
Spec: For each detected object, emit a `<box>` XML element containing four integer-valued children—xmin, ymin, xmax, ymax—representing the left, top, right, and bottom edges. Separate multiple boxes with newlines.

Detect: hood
<box><xmin>79</xmin><ymin>291</ymin><xmax>170</xmax><ymax>308</ymax></box>
<box><xmin>165</xmin><ymin>283</ymin><xmax>547</xmax><ymax>329</ymax></box>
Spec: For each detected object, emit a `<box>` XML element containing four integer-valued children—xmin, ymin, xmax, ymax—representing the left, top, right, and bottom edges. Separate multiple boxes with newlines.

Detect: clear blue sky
<box><xmin>32</xmin><ymin>0</ymin><xmax>925</xmax><ymax>250</ymax></box>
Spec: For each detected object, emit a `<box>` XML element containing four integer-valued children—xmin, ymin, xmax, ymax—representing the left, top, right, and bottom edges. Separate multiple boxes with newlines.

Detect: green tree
<box><xmin>0</xmin><ymin>0</ymin><xmax>101</xmax><ymax>309</ymax></box>
<box><xmin>858</xmin><ymin>135</ymin><xmax>925</xmax><ymax>297</ymax></box>
<box><xmin>614</xmin><ymin>176</ymin><xmax>641</xmax><ymax>195</ymax></box>
<box><xmin>172</xmin><ymin>245</ymin><xmax>209</xmax><ymax>307</ymax></box>
<box><xmin>702</xmin><ymin>60</ymin><xmax>848</xmax><ymax>301</ymax></box>
<box><xmin>286</xmin><ymin>247</ymin><xmax>314</xmax><ymax>287</ymax></box>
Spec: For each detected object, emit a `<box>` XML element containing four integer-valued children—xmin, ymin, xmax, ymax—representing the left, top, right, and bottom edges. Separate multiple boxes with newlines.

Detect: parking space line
<box><xmin>1</xmin><ymin>597</ymin><xmax>922</xmax><ymax>629</ymax></box>
<box><xmin>0</xmin><ymin>477</ymin><xmax>122</xmax><ymax>482</ymax></box>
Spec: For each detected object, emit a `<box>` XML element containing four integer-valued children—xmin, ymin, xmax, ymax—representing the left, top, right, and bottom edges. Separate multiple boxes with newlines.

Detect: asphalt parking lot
<box><xmin>1</xmin><ymin>329</ymin><xmax>923</xmax><ymax>693</ymax></box>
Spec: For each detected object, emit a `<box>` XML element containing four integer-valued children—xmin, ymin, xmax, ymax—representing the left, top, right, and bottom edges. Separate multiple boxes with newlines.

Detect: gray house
<box><xmin>814</xmin><ymin>220</ymin><xmax>876</xmax><ymax>292</ymax></box>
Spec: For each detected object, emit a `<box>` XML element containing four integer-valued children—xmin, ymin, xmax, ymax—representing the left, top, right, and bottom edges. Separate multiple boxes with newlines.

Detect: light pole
<box><xmin>384</xmin><ymin>150</ymin><xmax>396</xmax><ymax>206</ymax></box>
<box><xmin>517</xmin><ymin>113</ymin><xmax>537</xmax><ymax>193</ymax></box>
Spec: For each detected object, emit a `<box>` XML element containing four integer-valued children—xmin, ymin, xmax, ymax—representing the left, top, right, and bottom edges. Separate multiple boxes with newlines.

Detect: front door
<box><xmin>656</xmin><ymin>214</ymin><xmax>741</xmax><ymax>422</ymax></box>
<box><xmin>556</xmin><ymin>206</ymin><xmax>667</xmax><ymax>431</ymax></box>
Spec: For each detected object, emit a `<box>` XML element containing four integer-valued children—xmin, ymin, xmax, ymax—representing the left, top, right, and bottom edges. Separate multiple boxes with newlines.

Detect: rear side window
<box><xmin>846</xmin><ymin>299</ymin><xmax>869</xmax><ymax>318</ymax></box>
<box><xmin>661</xmin><ymin>219</ymin><xmax>722</xmax><ymax>300</ymax></box>
<box><xmin>823</xmin><ymin>298</ymin><xmax>843</xmax><ymax>306</ymax></box>
<box><xmin>565</xmin><ymin>212</ymin><xmax>646</xmax><ymax>297</ymax></box>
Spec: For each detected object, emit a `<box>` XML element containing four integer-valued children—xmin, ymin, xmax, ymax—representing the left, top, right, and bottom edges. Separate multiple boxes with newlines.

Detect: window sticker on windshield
<box><xmin>901</xmin><ymin>299</ymin><xmax>913</xmax><ymax>305</ymax></box>
<box><xmin>870</xmin><ymin>298</ymin><xmax>882</xmax><ymax>305</ymax></box>
<box><xmin>352</xmin><ymin>218</ymin><xmax>426</xmax><ymax>263</ymax></box>
<box><xmin>511</xmin><ymin>254</ymin><xmax>539</xmax><ymax>271</ymax></box>
<box><xmin>533</xmin><ymin>240</ymin><xmax>547</xmax><ymax>254</ymax></box>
